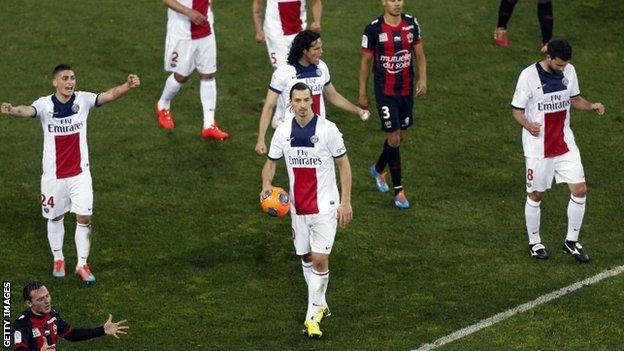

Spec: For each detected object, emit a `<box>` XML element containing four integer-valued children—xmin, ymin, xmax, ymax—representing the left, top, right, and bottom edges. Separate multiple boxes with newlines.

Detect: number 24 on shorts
<box><xmin>41</xmin><ymin>194</ymin><xmax>55</xmax><ymax>208</ymax></box>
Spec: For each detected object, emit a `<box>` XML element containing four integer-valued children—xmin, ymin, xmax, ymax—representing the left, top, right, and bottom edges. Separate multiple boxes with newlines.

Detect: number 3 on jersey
<box><xmin>41</xmin><ymin>194</ymin><xmax>55</xmax><ymax>208</ymax></box>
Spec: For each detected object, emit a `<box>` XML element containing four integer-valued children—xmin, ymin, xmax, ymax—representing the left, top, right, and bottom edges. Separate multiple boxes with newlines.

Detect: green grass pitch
<box><xmin>1</xmin><ymin>1</ymin><xmax>623</xmax><ymax>350</ymax></box>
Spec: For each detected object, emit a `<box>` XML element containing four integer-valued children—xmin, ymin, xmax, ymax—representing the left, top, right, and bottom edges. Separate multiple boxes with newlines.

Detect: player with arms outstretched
<box><xmin>1</xmin><ymin>64</ymin><xmax>140</xmax><ymax>284</ymax></box>
<box><xmin>511</xmin><ymin>39</ymin><xmax>605</xmax><ymax>262</ymax></box>
<box><xmin>359</xmin><ymin>0</ymin><xmax>427</xmax><ymax>209</ymax></box>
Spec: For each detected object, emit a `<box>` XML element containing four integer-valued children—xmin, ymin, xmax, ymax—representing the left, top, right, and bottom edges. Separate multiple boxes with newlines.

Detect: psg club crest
<box><xmin>561</xmin><ymin>77</ymin><xmax>569</xmax><ymax>87</ymax></box>
<box><xmin>316</xmin><ymin>68</ymin><xmax>322</xmax><ymax>77</ymax></box>
<box><xmin>71</xmin><ymin>104</ymin><xmax>80</xmax><ymax>113</ymax></box>
<box><xmin>310</xmin><ymin>135</ymin><xmax>319</xmax><ymax>144</ymax></box>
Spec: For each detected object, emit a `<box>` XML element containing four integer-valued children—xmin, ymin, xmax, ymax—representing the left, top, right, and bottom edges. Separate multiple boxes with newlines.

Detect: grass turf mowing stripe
<box><xmin>413</xmin><ymin>265</ymin><xmax>624</xmax><ymax>351</ymax></box>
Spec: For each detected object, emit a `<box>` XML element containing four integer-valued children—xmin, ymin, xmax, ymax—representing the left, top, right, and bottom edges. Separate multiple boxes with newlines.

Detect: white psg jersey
<box><xmin>269</xmin><ymin>60</ymin><xmax>330</xmax><ymax>119</ymax></box>
<box><xmin>268</xmin><ymin>115</ymin><xmax>346</xmax><ymax>215</ymax></box>
<box><xmin>511</xmin><ymin>62</ymin><xmax>581</xmax><ymax>158</ymax></box>
<box><xmin>167</xmin><ymin>0</ymin><xmax>214</xmax><ymax>40</ymax></box>
<box><xmin>31</xmin><ymin>92</ymin><xmax>99</xmax><ymax>179</ymax></box>
<box><xmin>264</xmin><ymin>0</ymin><xmax>307</xmax><ymax>38</ymax></box>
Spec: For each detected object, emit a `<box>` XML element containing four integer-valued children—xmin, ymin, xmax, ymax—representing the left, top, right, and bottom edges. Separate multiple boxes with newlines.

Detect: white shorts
<box><xmin>265</xmin><ymin>33</ymin><xmax>296</xmax><ymax>69</ymax></box>
<box><xmin>164</xmin><ymin>34</ymin><xmax>217</xmax><ymax>76</ymax></box>
<box><xmin>525</xmin><ymin>148</ymin><xmax>585</xmax><ymax>193</ymax></box>
<box><xmin>41</xmin><ymin>171</ymin><xmax>93</xmax><ymax>219</ymax></box>
<box><xmin>291</xmin><ymin>210</ymin><xmax>337</xmax><ymax>255</ymax></box>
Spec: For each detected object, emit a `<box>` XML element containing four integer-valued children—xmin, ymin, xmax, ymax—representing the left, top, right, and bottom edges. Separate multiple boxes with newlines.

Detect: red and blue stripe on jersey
<box><xmin>289</xmin><ymin>116</ymin><xmax>319</xmax><ymax>215</ymax></box>
<box><xmin>278</xmin><ymin>0</ymin><xmax>304</xmax><ymax>35</ymax></box>
<box><xmin>51</xmin><ymin>94</ymin><xmax>83</xmax><ymax>179</ymax></box>
<box><xmin>191</xmin><ymin>0</ymin><xmax>212</xmax><ymax>39</ymax></box>
<box><xmin>535</xmin><ymin>63</ymin><xmax>576</xmax><ymax>157</ymax></box>
<box><xmin>362</xmin><ymin>14</ymin><xmax>421</xmax><ymax>96</ymax></box>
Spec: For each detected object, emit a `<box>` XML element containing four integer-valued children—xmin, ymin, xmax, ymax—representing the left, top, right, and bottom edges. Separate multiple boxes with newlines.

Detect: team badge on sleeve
<box><xmin>361</xmin><ymin>35</ymin><xmax>368</xmax><ymax>48</ymax></box>
<box><xmin>14</xmin><ymin>330</ymin><xmax>22</xmax><ymax>344</ymax></box>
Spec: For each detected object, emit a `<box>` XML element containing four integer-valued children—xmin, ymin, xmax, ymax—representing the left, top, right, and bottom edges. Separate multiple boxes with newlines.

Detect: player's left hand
<box><xmin>310</xmin><ymin>22</ymin><xmax>321</xmax><ymax>32</ymax></box>
<box><xmin>255</xmin><ymin>31</ymin><xmax>265</xmax><ymax>43</ymax></box>
<box><xmin>415</xmin><ymin>80</ymin><xmax>427</xmax><ymax>96</ymax></box>
<box><xmin>591</xmin><ymin>102</ymin><xmax>605</xmax><ymax>116</ymax></box>
<box><xmin>337</xmin><ymin>202</ymin><xmax>352</xmax><ymax>228</ymax></box>
<box><xmin>357</xmin><ymin>108</ymin><xmax>370</xmax><ymax>122</ymax></box>
<box><xmin>127</xmin><ymin>75</ymin><xmax>140</xmax><ymax>89</ymax></box>
<box><xmin>103</xmin><ymin>314</ymin><xmax>129</xmax><ymax>339</ymax></box>
<box><xmin>0</xmin><ymin>102</ymin><xmax>13</xmax><ymax>115</ymax></box>
<box><xmin>259</xmin><ymin>186</ymin><xmax>273</xmax><ymax>203</ymax></box>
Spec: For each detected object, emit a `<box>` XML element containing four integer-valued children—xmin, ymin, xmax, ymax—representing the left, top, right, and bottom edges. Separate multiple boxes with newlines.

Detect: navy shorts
<box><xmin>375</xmin><ymin>94</ymin><xmax>414</xmax><ymax>132</ymax></box>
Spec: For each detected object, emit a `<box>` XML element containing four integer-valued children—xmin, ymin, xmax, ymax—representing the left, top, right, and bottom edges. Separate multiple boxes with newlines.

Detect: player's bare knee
<box><xmin>386</xmin><ymin>133</ymin><xmax>401</xmax><ymax>147</ymax></box>
<box><xmin>52</xmin><ymin>215</ymin><xmax>64</xmax><ymax>222</ymax></box>
<box><xmin>300</xmin><ymin>253</ymin><xmax>312</xmax><ymax>263</ymax></box>
<box><xmin>200</xmin><ymin>73</ymin><xmax>215</xmax><ymax>81</ymax></box>
<box><xmin>310</xmin><ymin>253</ymin><xmax>329</xmax><ymax>271</ymax></box>
<box><xmin>76</xmin><ymin>215</ymin><xmax>92</xmax><ymax>226</ymax></box>
<box><xmin>571</xmin><ymin>183</ymin><xmax>587</xmax><ymax>198</ymax></box>
<box><xmin>173</xmin><ymin>73</ymin><xmax>190</xmax><ymax>84</ymax></box>
<box><xmin>528</xmin><ymin>191</ymin><xmax>544</xmax><ymax>202</ymax></box>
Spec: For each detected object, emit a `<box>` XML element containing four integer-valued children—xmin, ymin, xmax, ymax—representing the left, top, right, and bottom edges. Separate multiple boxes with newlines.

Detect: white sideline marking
<box><xmin>414</xmin><ymin>265</ymin><xmax>624</xmax><ymax>351</ymax></box>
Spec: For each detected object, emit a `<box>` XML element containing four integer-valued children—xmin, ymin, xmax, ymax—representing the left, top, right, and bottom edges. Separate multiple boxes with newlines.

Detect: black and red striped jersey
<box><xmin>13</xmin><ymin>308</ymin><xmax>105</xmax><ymax>350</ymax></box>
<box><xmin>361</xmin><ymin>14</ymin><xmax>422</xmax><ymax>96</ymax></box>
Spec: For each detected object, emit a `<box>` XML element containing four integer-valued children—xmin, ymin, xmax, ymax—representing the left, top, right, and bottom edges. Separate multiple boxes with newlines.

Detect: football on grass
<box><xmin>260</xmin><ymin>187</ymin><xmax>290</xmax><ymax>218</ymax></box>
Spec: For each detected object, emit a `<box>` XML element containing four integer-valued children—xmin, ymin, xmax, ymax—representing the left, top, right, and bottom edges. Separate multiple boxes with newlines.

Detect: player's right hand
<box><xmin>255</xmin><ymin>31</ymin><xmax>265</xmax><ymax>43</ymax></box>
<box><xmin>255</xmin><ymin>141</ymin><xmax>267</xmax><ymax>155</ymax></box>
<box><xmin>259</xmin><ymin>186</ymin><xmax>273</xmax><ymax>203</ymax></box>
<box><xmin>188</xmin><ymin>10</ymin><xmax>207</xmax><ymax>25</ymax></box>
<box><xmin>358</xmin><ymin>95</ymin><xmax>370</xmax><ymax>110</ymax></box>
<box><xmin>526</xmin><ymin>122</ymin><xmax>541</xmax><ymax>136</ymax></box>
<box><xmin>358</xmin><ymin>108</ymin><xmax>370</xmax><ymax>122</ymax></box>
<box><xmin>0</xmin><ymin>102</ymin><xmax>13</xmax><ymax>115</ymax></box>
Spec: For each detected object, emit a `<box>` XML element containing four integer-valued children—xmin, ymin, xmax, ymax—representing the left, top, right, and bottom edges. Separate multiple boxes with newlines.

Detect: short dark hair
<box><xmin>52</xmin><ymin>64</ymin><xmax>72</xmax><ymax>77</ymax></box>
<box><xmin>547</xmin><ymin>39</ymin><xmax>572</xmax><ymax>61</ymax></box>
<box><xmin>23</xmin><ymin>281</ymin><xmax>45</xmax><ymax>301</ymax></box>
<box><xmin>289</xmin><ymin>82</ymin><xmax>312</xmax><ymax>100</ymax></box>
<box><xmin>287</xmin><ymin>30</ymin><xmax>321</xmax><ymax>65</ymax></box>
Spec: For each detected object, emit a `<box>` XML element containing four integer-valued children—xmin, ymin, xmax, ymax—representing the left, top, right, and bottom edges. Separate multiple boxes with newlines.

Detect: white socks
<box><xmin>200</xmin><ymin>78</ymin><xmax>216</xmax><ymax>128</ymax></box>
<box><xmin>75</xmin><ymin>223</ymin><xmax>92</xmax><ymax>267</ymax></box>
<box><xmin>305</xmin><ymin>269</ymin><xmax>329</xmax><ymax>321</ymax></box>
<box><xmin>47</xmin><ymin>219</ymin><xmax>65</xmax><ymax>260</ymax></box>
<box><xmin>301</xmin><ymin>259</ymin><xmax>312</xmax><ymax>285</ymax></box>
<box><xmin>158</xmin><ymin>74</ymin><xmax>183</xmax><ymax>110</ymax></box>
<box><xmin>566</xmin><ymin>195</ymin><xmax>586</xmax><ymax>242</ymax></box>
<box><xmin>525</xmin><ymin>197</ymin><xmax>542</xmax><ymax>245</ymax></box>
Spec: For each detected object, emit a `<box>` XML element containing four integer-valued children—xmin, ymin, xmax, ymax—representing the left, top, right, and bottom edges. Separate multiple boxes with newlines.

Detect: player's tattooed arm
<box><xmin>256</xmin><ymin>90</ymin><xmax>280</xmax><ymax>155</ymax></box>
<box><xmin>513</xmin><ymin>108</ymin><xmax>541</xmax><ymax>136</ymax></box>
<box><xmin>0</xmin><ymin>103</ymin><xmax>36</xmax><ymax>118</ymax></box>
<box><xmin>335</xmin><ymin>154</ymin><xmax>352</xmax><ymax>228</ymax></box>
<box><xmin>252</xmin><ymin>0</ymin><xmax>265</xmax><ymax>42</ymax></box>
<box><xmin>571</xmin><ymin>96</ymin><xmax>605</xmax><ymax>116</ymax></box>
<box><xmin>97</xmin><ymin>75</ymin><xmax>140</xmax><ymax>106</ymax></box>
<box><xmin>164</xmin><ymin>0</ymin><xmax>207</xmax><ymax>25</ymax></box>
<box><xmin>260</xmin><ymin>159</ymin><xmax>278</xmax><ymax>201</ymax></box>
<box><xmin>310</xmin><ymin>0</ymin><xmax>322</xmax><ymax>32</ymax></box>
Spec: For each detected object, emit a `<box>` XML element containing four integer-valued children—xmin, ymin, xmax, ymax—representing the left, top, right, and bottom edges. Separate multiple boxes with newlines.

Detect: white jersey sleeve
<box><xmin>511</xmin><ymin>69</ymin><xmax>533</xmax><ymax>109</ymax></box>
<box><xmin>268</xmin><ymin>125</ymin><xmax>286</xmax><ymax>160</ymax></box>
<box><xmin>31</xmin><ymin>96</ymin><xmax>49</xmax><ymax>119</ymax></box>
<box><xmin>325</xmin><ymin>121</ymin><xmax>346</xmax><ymax>158</ymax></box>
<box><xmin>319</xmin><ymin>60</ymin><xmax>331</xmax><ymax>86</ymax></box>
<box><xmin>269</xmin><ymin>65</ymin><xmax>293</xmax><ymax>94</ymax></box>
<box><xmin>567</xmin><ymin>65</ymin><xmax>581</xmax><ymax>97</ymax></box>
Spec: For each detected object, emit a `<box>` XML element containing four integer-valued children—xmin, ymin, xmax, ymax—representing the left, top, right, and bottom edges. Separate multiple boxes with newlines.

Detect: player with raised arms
<box><xmin>1</xmin><ymin>64</ymin><xmax>140</xmax><ymax>284</ymax></box>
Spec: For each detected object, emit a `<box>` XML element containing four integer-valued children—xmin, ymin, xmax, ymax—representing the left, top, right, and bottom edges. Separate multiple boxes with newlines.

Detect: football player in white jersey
<box><xmin>252</xmin><ymin>0</ymin><xmax>322</xmax><ymax>69</ymax></box>
<box><xmin>255</xmin><ymin>30</ymin><xmax>369</xmax><ymax>155</ymax></box>
<box><xmin>1</xmin><ymin>64</ymin><xmax>140</xmax><ymax>284</ymax></box>
<box><xmin>511</xmin><ymin>39</ymin><xmax>604</xmax><ymax>262</ymax></box>
<box><xmin>260</xmin><ymin>83</ymin><xmax>352</xmax><ymax>337</ymax></box>
<box><xmin>155</xmin><ymin>0</ymin><xmax>229</xmax><ymax>140</ymax></box>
